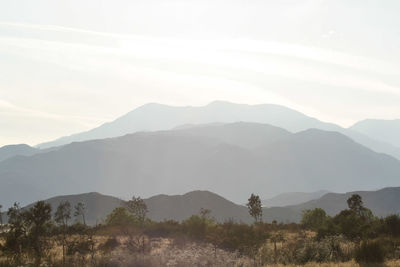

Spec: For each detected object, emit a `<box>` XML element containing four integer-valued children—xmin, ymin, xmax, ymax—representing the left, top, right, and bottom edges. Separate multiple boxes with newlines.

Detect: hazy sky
<box><xmin>1</xmin><ymin>0</ymin><xmax>400</xmax><ymax>147</ymax></box>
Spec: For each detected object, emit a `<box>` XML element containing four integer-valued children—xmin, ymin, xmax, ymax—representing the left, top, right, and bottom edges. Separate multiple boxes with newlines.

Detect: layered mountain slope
<box><xmin>37</xmin><ymin>101</ymin><xmax>400</xmax><ymax>160</ymax></box>
<box><xmin>4</xmin><ymin>187</ymin><xmax>400</xmax><ymax>226</ymax></box>
<box><xmin>146</xmin><ymin>190</ymin><xmax>249</xmax><ymax>222</ymax></box>
<box><xmin>0</xmin><ymin>144</ymin><xmax>39</xmax><ymax>162</ymax></box>
<box><xmin>289</xmin><ymin>187</ymin><xmax>400</xmax><ymax>218</ymax></box>
<box><xmin>174</xmin><ymin>122</ymin><xmax>292</xmax><ymax>149</ymax></box>
<box><xmin>25</xmin><ymin>192</ymin><xmax>123</xmax><ymax>225</ymax></box>
<box><xmin>262</xmin><ymin>190</ymin><xmax>330</xmax><ymax>207</ymax></box>
<box><xmin>36</xmin><ymin>101</ymin><xmax>340</xmax><ymax>148</ymax></box>
<box><xmin>1</xmin><ymin>123</ymin><xmax>399</xmax><ymax>208</ymax></box>
<box><xmin>0</xmin><ymin>190</ymin><xmax>304</xmax><ymax>225</ymax></box>
<box><xmin>351</xmin><ymin>119</ymin><xmax>400</xmax><ymax>148</ymax></box>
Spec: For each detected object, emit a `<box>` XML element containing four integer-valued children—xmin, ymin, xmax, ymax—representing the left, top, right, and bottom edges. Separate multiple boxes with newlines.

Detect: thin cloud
<box><xmin>1</xmin><ymin>21</ymin><xmax>399</xmax><ymax>76</ymax></box>
<box><xmin>0</xmin><ymin>99</ymin><xmax>108</xmax><ymax>127</ymax></box>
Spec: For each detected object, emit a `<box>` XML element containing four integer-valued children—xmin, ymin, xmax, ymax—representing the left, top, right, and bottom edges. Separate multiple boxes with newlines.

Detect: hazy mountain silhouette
<box><xmin>26</xmin><ymin>192</ymin><xmax>123</xmax><ymax>226</ymax></box>
<box><xmin>3</xmin><ymin>187</ymin><xmax>400</xmax><ymax>225</ymax></box>
<box><xmin>0</xmin><ymin>144</ymin><xmax>39</xmax><ymax>162</ymax></box>
<box><xmin>174</xmin><ymin>122</ymin><xmax>292</xmax><ymax>149</ymax></box>
<box><xmin>37</xmin><ymin>101</ymin><xmax>334</xmax><ymax>148</ymax></box>
<box><xmin>145</xmin><ymin>190</ymin><xmax>250</xmax><ymax>222</ymax></box>
<box><xmin>262</xmin><ymin>190</ymin><xmax>330</xmax><ymax>207</ymax></box>
<box><xmin>1</xmin><ymin>123</ymin><xmax>400</xmax><ymax>208</ymax></box>
<box><xmin>36</xmin><ymin>101</ymin><xmax>400</xmax><ymax>160</ymax></box>
<box><xmin>0</xmin><ymin>190</ymin><xmax>300</xmax><ymax>225</ymax></box>
<box><xmin>351</xmin><ymin>119</ymin><xmax>400</xmax><ymax>148</ymax></box>
<box><xmin>288</xmin><ymin>187</ymin><xmax>400</xmax><ymax>218</ymax></box>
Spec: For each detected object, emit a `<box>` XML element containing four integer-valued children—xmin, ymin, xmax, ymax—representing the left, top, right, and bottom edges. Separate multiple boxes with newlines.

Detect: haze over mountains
<box><xmin>0</xmin><ymin>144</ymin><xmax>39</xmax><ymax>162</ymax></box>
<box><xmin>351</xmin><ymin>119</ymin><xmax>400</xmax><ymax>148</ymax></box>
<box><xmin>36</xmin><ymin>101</ymin><xmax>400</xmax><ymax>160</ymax></box>
<box><xmin>288</xmin><ymin>187</ymin><xmax>400</xmax><ymax>218</ymax></box>
<box><xmin>1</xmin><ymin>121</ymin><xmax>400</xmax><ymax>209</ymax></box>
<box><xmin>262</xmin><ymin>190</ymin><xmax>330</xmax><ymax>207</ymax></box>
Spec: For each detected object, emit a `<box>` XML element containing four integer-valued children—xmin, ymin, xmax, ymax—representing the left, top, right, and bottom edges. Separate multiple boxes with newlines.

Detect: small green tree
<box><xmin>74</xmin><ymin>202</ymin><xmax>86</xmax><ymax>225</ymax></box>
<box><xmin>347</xmin><ymin>194</ymin><xmax>363</xmax><ymax>215</ymax></box>
<box><xmin>24</xmin><ymin>201</ymin><xmax>52</xmax><ymax>265</ymax></box>
<box><xmin>347</xmin><ymin>194</ymin><xmax>373</xmax><ymax>221</ymax></box>
<box><xmin>247</xmin><ymin>193</ymin><xmax>262</xmax><ymax>223</ymax></box>
<box><xmin>301</xmin><ymin>208</ymin><xmax>328</xmax><ymax>230</ymax></box>
<box><xmin>126</xmin><ymin>196</ymin><xmax>148</xmax><ymax>225</ymax></box>
<box><xmin>55</xmin><ymin>201</ymin><xmax>71</xmax><ymax>266</ymax></box>
<box><xmin>4</xmin><ymin>202</ymin><xmax>27</xmax><ymax>264</ymax></box>
<box><xmin>106</xmin><ymin>207</ymin><xmax>136</xmax><ymax>226</ymax></box>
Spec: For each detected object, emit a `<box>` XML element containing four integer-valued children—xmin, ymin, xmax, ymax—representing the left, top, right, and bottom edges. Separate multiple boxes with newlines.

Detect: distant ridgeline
<box><xmin>2</xmin><ymin>187</ymin><xmax>400</xmax><ymax>226</ymax></box>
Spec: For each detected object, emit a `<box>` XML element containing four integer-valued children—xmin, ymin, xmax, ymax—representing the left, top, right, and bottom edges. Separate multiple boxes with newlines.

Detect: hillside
<box><xmin>0</xmin><ymin>144</ymin><xmax>39</xmax><ymax>162</ymax></box>
<box><xmin>262</xmin><ymin>190</ymin><xmax>330</xmax><ymax>207</ymax></box>
<box><xmin>351</xmin><ymin>119</ymin><xmax>400</xmax><ymax>148</ymax></box>
<box><xmin>26</xmin><ymin>192</ymin><xmax>123</xmax><ymax>225</ymax></box>
<box><xmin>1</xmin><ymin>191</ymin><xmax>251</xmax><ymax>225</ymax></box>
<box><xmin>35</xmin><ymin>101</ymin><xmax>400</xmax><ymax>161</ymax></box>
<box><xmin>146</xmin><ymin>190</ymin><xmax>250</xmax><ymax>223</ymax></box>
<box><xmin>289</xmin><ymin>187</ymin><xmax>400</xmax><ymax>218</ymax></box>
<box><xmin>37</xmin><ymin>101</ymin><xmax>334</xmax><ymax>148</ymax></box>
<box><xmin>1</xmin><ymin>123</ymin><xmax>399</xmax><ymax>208</ymax></box>
<box><xmin>174</xmin><ymin>122</ymin><xmax>292</xmax><ymax>149</ymax></box>
<box><xmin>3</xmin><ymin>187</ymin><xmax>400</xmax><ymax>226</ymax></box>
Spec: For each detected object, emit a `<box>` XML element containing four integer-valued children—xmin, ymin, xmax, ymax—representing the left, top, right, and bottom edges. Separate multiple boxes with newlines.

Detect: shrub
<box><xmin>301</xmin><ymin>208</ymin><xmax>328</xmax><ymax>231</ymax></box>
<box><xmin>182</xmin><ymin>215</ymin><xmax>211</xmax><ymax>241</ymax></box>
<box><xmin>143</xmin><ymin>220</ymin><xmax>181</xmax><ymax>238</ymax></box>
<box><xmin>106</xmin><ymin>207</ymin><xmax>137</xmax><ymax>226</ymax></box>
<box><xmin>355</xmin><ymin>240</ymin><xmax>385</xmax><ymax>264</ymax></box>
<box><xmin>99</xmin><ymin>237</ymin><xmax>119</xmax><ymax>254</ymax></box>
<box><xmin>384</xmin><ymin>215</ymin><xmax>400</xmax><ymax>237</ymax></box>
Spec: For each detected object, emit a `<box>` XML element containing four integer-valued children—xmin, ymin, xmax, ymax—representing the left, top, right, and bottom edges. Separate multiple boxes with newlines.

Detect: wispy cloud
<box><xmin>0</xmin><ymin>99</ymin><xmax>108</xmax><ymax>127</ymax></box>
<box><xmin>0</xmin><ymin>21</ymin><xmax>399</xmax><ymax>145</ymax></box>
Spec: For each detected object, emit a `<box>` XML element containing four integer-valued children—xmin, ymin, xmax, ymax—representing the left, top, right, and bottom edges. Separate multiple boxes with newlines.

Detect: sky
<box><xmin>1</xmin><ymin>0</ymin><xmax>400</xmax><ymax>147</ymax></box>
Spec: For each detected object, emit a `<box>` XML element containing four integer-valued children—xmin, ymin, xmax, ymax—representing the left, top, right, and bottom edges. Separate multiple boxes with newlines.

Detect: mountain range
<box><xmin>0</xmin><ymin>144</ymin><xmax>40</xmax><ymax>162</ymax></box>
<box><xmin>36</xmin><ymin>101</ymin><xmax>400</xmax><ymax>160</ymax></box>
<box><xmin>351</xmin><ymin>119</ymin><xmax>400</xmax><ymax>148</ymax></box>
<box><xmin>3</xmin><ymin>187</ymin><xmax>400</xmax><ymax>226</ymax></box>
<box><xmin>1</xmin><ymin>122</ymin><xmax>399</xmax><ymax>208</ymax></box>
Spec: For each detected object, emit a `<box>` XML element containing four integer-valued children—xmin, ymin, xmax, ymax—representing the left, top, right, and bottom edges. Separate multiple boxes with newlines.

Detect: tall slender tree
<box><xmin>4</xmin><ymin>202</ymin><xmax>26</xmax><ymax>264</ymax></box>
<box><xmin>0</xmin><ymin>204</ymin><xmax>3</xmax><ymax>225</ymax></box>
<box><xmin>74</xmin><ymin>202</ymin><xmax>86</xmax><ymax>225</ymax></box>
<box><xmin>24</xmin><ymin>201</ymin><xmax>52</xmax><ymax>265</ymax></box>
<box><xmin>55</xmin><ymin>201</ymin><xmax>71</xmax><ymax>266</ymax></box>
<box><xmin>126</xmin><ymin>196</ymin><xmax>148</xmax><ymax>225</ymax></box>
<box><xmin>247</xmin><ymin>193</ymin><xmax>263</xmax><ymax>223</ymax></box>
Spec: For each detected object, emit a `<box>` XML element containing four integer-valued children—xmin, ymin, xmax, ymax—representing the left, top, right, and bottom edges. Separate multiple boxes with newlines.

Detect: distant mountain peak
<box><xmin>350</xmin><ymin>119</ymin><xmax>400</xmax><ymax>148</ymax></box>
<box><xmin>34</xmin><ymin>101</ymin><xmax>400</xmax><ymax>162</ymax></box>
<box><xmin>0</xmin><ymin>143</ymin><xmax>39</xmax><ymax>162</ymax></box>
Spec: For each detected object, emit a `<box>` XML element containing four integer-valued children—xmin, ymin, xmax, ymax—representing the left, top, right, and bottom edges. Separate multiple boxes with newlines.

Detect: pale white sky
<box><xmin>1</xmin><ymin>0</ymin><xmax>400</xmax><ymax>147</ymax></box>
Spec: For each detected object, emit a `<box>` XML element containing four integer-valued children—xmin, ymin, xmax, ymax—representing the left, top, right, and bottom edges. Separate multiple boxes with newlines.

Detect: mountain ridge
<box><xmin>1</xmin><ymin>122</ymin><xmax>399</xmax><ymax>208</ymax></box>
<box><xmin>36</xmin><ymin>101</ymin><xmax>400</xmax><ymax>161</ymax></box>
<box><xmin>3</xmin><ymin>187</ymin><xmax>400</xmax><ymax>226</ymax></box>
<box><xmin>351</xmin><ymin>119</ymin><xmax>400</xmax><ymax>148</ymax></box>
<box><xmin>0</xmin><ymin>144</ymin><xmax>39</xmax><ymax>162</ymax></box>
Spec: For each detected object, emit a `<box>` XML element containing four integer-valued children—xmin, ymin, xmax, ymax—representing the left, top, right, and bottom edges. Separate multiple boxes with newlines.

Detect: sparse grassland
<box><xmin>1</xmin><ymin>194</ymin><xmax>400</xmax><ymax>266</ymax></box>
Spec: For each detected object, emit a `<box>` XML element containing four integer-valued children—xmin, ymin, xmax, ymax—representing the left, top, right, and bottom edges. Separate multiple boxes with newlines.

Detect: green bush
<box><xmin>182</xmin><ymin>215</ymin><xmax>212</xmax><ymax>241</ymax></box>
<box><xmin>106</xmin><ymin>207</ymin><xmax>137</xmax><ymax>226</ymax></box>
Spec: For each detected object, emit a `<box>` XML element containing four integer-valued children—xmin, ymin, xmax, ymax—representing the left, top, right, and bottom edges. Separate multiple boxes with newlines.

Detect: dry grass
<box><xmin>262</xmin><ymin>260</ymin><xmax>400</xmax><ymax>266</ymax></box>
<box><xmin>1</xmin><ymin>233</ymin><xmax>400</xmax><ymax>267</ymax></box>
